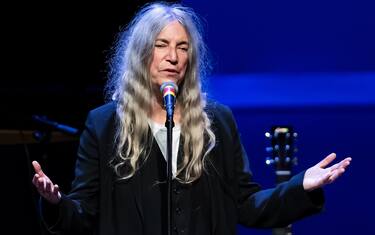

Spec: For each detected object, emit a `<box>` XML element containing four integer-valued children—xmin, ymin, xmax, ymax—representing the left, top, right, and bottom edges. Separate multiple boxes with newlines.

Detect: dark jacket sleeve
<box><xmin>217</xmin><ymin>104</ymin><xmax>324</xmax><ymax>228</ymax></box>
<box><xmin>40</xmin><ymin>110</ymin><xmax>100</xmax><ymax>235</ymax></box>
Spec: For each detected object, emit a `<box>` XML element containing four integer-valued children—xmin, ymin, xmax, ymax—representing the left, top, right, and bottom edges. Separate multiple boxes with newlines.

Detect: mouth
<box><xmin>162</xmin><ymin>69</ymin><xmax>179</xmax><ymax>74</ymax></box>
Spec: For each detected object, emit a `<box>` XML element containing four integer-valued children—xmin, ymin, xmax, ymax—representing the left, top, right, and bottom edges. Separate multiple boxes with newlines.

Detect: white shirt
<box><xmin>148</xmin><ymin>119</ymin><xmax>181</xmax><ymax>177</ymax></box>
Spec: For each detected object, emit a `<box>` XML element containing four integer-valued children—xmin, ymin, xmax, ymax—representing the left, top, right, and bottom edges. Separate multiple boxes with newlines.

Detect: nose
<box><xmin>166</xmin><ymin>47</ymin><xmax>178</xmax><ymax>65</ymax></box>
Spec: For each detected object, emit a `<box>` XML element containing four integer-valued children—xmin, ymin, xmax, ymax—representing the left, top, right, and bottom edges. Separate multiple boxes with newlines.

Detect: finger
<box><xmin>321</xmin><ymin>171</ymin><xmax>333</xmax><ymax>184</ymax></box>
<box><xmin>45</xmin><ymin>180</ymin><xmax>53</xmax><ymax>194</ymax></box>
<box><xmin>343</xmin><ymin>157</ymin><xmax>352</xmax><ymax>164</ymax></box>
<box><xmin>328</xmin><ymin>168</ymin><xmax>345</xmax><ymax>183</ymax></box>
<box><xmin>52</xmin><ymin>184</ymin><xmax>59</xmax><ymax>195</ymax></box>
<box><xmin>333</xmin><ymin>159</ymin><xmax>351</xmax><ymax>172</ymax></box>
<box><xmin>32</xmin><ymin>161</ymin><xmax>45</xmax><ymax>176</ymax></box>
<box><xmin>32</xmin><ymin>174</ymin><xmax>39</xmax><ymax>186</ymax></box>
<box><xmin>32</xmin><ymin>174</ymin><xmax>43</xmax><ymax>189</ymax></box>
<box><xmin>329</xmin><ymin>161</ymin><xmax>347</xmax><ymax>172</ymax></box>
<box><xmin>331</xmin><ymin>167</ymin><xmax>345</xmax><ymax>180</ymax></box>
<box><xmin>317</xmin><ymin>153</ymin><xmax>336</xmax><ymax>168</ymax></box>
<box><xmin>37</xmin><ymin>177</ymin><xmax>46</xmax><ymax>193</ymax></box>
<box><xmin>329</xmin><ymin>162</ymin><xmax>340</xmax><ymax>172</ymax></box>
<box><xmin>340</xmin><ymin>159</ymin><xmax>351</xmax><ymax>169</ymax></box>
<box><xmin>312</xmin><ymin>170</ymin><xmax>332</xmax><ymax>188</ymax></box>
<box><xmin>50</xmin><ymin>182</ymin><xmax>54</xmax><ymax>193</ymax></box>
<box><xmin>53</xmin><ymin>184</ymin><xmax>60</xmax><ymax>197</ymax></box>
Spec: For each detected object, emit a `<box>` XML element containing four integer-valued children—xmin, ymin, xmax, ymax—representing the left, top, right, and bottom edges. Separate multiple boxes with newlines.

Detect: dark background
<box><xmin>2</xmin><ymin>0</ymin><xmax>374</xmax><ymax>234</ymax></box>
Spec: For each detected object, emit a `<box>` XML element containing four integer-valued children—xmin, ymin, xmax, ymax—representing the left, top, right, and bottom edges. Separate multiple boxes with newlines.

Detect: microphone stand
<box><xmin>160</xmin><ymin>81</ymin><xmax>178</xmax><ymax>235</ymax></box>
<box><xmin>165</xmin><ymin>114</ymin><xmax>174</xmax><ymax>235</ymax></box>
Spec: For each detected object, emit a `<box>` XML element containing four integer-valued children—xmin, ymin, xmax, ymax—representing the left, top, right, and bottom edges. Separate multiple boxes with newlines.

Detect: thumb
<box><xmin>32</xmin><ymin>161</ymin><xmax>45</xmax><ymax>176</ymax></box>
<box><xmin>317</xmin><ymin>153</ymin><xmax>336</xmax><ymax>168</ymax></box>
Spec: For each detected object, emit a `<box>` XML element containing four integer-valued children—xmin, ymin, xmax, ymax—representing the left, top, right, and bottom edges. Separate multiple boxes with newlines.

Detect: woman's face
<box><xmin>149</xmin><ymin>20</ymin><xmax>189</xmax><ymax>90</ymax></box>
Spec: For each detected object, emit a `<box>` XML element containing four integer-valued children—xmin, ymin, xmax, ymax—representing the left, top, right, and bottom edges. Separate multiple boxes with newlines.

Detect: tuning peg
<box><xmin>292</xmin><ymin>157</ymin><xmax>298</xmax><ymax>166</ymax></box>
<box><xmin>294</xmin><ymin>147</ymin><xmax>298</xmax><ymax>153</ymax></box>
<box><xmin>265</xmin><ymin>146</ymin><xmax>273</xmax><ymax>153</ymax></box>
<box><xmin>293</xmin><ymin>132</ymin><xmax>298</xmax><ymax>138</ymax></box>
<box><xmin>265</xmin><ymin>132</ymin><xmax>272</xmax><ymax>138</ymax></box>
<box><xmin>285</xmin><ymin>145</ymin><xmax>290</xmax><ymax>151</ymax></box>
<box><xmin>265</xmin><ymin>157</ymin><xmax>275</xmax><ymax>165</ymax></box>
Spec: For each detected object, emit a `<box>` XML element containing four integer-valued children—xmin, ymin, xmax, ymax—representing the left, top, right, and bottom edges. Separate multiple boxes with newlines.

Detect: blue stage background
<box><xmin>183</xmin><ymin>0</ymin><xmax>374</xmax><ymax>234</ymax></box>
<box><xmin>6</xmin><ymin>1</ymin><xmax>373</xmax><ymax>234</ymax></box>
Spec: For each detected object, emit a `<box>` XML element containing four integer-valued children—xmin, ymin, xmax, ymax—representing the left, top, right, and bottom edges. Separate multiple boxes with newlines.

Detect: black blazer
<box><xmin>41</xmin><ymin>101</ymin><xmax>324</xmax><ymax>235</ymax></box>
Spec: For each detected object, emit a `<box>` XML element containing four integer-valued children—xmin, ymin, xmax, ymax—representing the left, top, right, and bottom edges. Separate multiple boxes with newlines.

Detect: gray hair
<box><xmin>106</xmin><ymin>2</ymin><xmax>215</xmax><ymax>183</ymax></box>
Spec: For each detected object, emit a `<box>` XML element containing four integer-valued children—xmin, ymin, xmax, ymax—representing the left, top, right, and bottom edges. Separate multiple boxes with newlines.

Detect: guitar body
<box><xmin>265</xmin><ymin>126</ymin><xmax>297</xmax><ymax>235</ymax></box>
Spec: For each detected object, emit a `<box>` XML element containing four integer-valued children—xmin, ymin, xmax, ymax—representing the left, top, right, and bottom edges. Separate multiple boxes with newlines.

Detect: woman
<box><xmin>32</xmin><ymin>2</ymin><xmax>351</xmax><ymax>235</ymax></box>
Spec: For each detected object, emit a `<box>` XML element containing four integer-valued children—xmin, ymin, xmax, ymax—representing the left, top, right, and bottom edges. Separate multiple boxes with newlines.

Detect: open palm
<box><xmin>303</xmin><ymin>153</ymin><xmax>352</xmax><ymax>191</ymax></box>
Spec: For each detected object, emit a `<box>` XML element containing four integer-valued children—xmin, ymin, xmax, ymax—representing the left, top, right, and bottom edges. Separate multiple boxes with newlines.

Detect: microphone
<box><xmin>32</xmin><ymin>115</ymin><xmax>80</xmax><ymax>136</ymax></box>
<box><xmin>160</xmin><ymin>81</ymin><xmax>178</xmax><ymax>119</ymax></box>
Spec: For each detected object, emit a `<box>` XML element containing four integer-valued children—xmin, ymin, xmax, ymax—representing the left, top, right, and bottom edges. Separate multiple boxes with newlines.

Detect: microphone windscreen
<box><xmin>160</xmin><ymin>82</ymin><xmax>178</xmax><ymax>118</ymax></box>
<box><xmin>160</xmin><ymin>81</ymin><xmax>178</xmax><ymax>98</ymax></box>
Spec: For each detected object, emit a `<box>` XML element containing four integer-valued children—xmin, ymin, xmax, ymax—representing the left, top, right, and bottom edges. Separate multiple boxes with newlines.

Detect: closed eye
<box><xmin>178</xmin><ymin>47</ymin><xmax>188</xmax><ymax>51</ymax></box>
<box><xmin>155</xmin><ymin>44</ymin><xmax>167</xmax><ymax>48</ymax></box>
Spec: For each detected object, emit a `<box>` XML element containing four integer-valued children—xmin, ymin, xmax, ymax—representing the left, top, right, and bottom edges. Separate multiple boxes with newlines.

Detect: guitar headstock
<box><xmin>265</xmin><ymin>126</ymin><xmax>298</xmax><ymax>179</ymax></box>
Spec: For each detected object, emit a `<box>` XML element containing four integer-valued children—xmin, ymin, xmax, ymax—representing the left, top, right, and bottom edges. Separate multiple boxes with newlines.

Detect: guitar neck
<box><xmin>266</xmin><ymin>126</ymin><xmax>297</xmax><ymax>235</ymax></box>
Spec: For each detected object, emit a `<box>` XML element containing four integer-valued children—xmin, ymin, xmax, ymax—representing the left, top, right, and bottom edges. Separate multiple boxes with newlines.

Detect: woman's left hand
<box><xmin>303</xmin><ymin>153</ymin><xmax>352</xmax><ymax>191</ymax></box>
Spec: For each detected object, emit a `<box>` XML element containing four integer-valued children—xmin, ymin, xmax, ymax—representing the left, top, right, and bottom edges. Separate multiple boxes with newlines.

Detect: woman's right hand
<box><xmin>32</xmin><ymin>160</ymin><xmax>61</xmax><ymax>204</ymax></box>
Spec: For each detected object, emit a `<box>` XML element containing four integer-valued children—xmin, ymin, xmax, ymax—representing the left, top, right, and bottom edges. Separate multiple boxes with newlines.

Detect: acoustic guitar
<box><xmin>265</xmin><ymin>126</ymin><xmax>298</xmax><ymax>235</ymax></box>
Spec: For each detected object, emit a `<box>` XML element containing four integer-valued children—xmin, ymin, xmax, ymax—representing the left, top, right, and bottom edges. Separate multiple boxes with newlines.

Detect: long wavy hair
<box><xmin>105</xmin><ymin>2</ymin><xmax>216</xmax><ymax>183</ymax></box>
